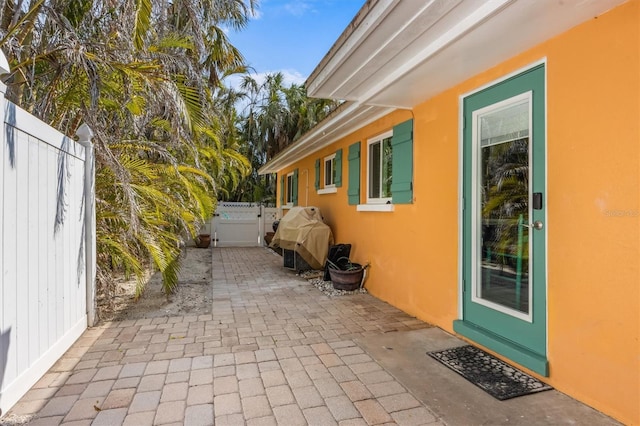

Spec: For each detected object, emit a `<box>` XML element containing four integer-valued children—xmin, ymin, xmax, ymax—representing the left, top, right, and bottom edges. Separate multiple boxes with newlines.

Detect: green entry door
<box><xmin>455</xmin><ymin>65</ymin><xmax>548</xmax><ymax>375</ymax></box>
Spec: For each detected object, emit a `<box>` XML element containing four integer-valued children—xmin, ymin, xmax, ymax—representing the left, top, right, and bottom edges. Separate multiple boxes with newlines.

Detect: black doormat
<box><xmin>427</xmin><ymin>345</ymin><xmax>552</xmax><ymax>400</ymax></box>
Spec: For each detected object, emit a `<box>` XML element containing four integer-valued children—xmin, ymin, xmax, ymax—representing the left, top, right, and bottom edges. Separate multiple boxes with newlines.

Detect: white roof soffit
<box><xmin>258</xmin><ymin>102</ymin><xmax>393</xmax><ymax>174</ymax></box>
<box><xmin>306</xmin><ymin>0</ymin><xmax>628</xmax><ymax>108</ymax></box>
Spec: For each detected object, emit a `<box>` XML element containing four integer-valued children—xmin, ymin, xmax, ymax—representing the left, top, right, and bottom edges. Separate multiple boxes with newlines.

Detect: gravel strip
<box><xmin>305</xmin><ymin>275</ymin><xmax>368</xmax><ymax>297</ymax></box>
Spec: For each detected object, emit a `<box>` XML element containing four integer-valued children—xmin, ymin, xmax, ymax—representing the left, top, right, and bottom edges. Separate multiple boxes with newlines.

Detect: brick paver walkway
<box><xmin>4</xmin><ymin>247</ymin><xmax>440</xmax><ymax>425</ymax></box>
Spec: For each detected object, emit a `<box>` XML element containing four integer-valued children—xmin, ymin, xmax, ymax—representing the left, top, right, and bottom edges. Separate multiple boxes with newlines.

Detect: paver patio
<box><xmin>2</xmin><ymin>247</ymin><xmax>619</xmax><ymax>425</ymax></box>
<box><xmin>3</xmin><ymin>248</ymin><xmax>439</xmax><ymax>425</ymax></box>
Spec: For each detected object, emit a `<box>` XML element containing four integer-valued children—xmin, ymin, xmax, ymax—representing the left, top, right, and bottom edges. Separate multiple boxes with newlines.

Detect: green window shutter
<box><xmin>280</xmin><ymin>175</ymin><xmax>285</xmax><ymax>205</ymax></box>
<box><xmin>348</xmin><ymin>142</ymin><xmax>361</xmax><ymax>205</ymax></box>
<box><xmin>292</xmin><ymin>168</ymin><xmax>299</xmax><ymax>206</ymax></box>
<box><xmin>334</xmin><ymin>148</ymin><xmax>343</xmax><ymax>187</ymax></box>
<box><xmin>315</xmin><ymin>159</ymin><xmax>320</xmax><ymax>190</ymax></box>
<box><xmin>391</xmin><ymin>119</ymin><xmax>413</xmax><ymax>204</ymax></box>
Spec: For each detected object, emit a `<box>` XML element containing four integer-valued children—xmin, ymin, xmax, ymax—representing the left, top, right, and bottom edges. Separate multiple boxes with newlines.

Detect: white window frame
<box><xmin>324</xmin><ymin>153</ymin><xmax>336</xmax><ymax>187</ymax></box>
<box><xmin>366</xmin><ymin>130</ymin><xmax>393</xmax><ymax>205</ymax></box>
<box><xmin>318</xmin><ymin>153</ymin><xmax>337</xmax><ymax>195</ymax></box>
<box><xmin>285</xmin><ymin>172</ymin><xmax>294</xmax><ymax>207</ymax></box>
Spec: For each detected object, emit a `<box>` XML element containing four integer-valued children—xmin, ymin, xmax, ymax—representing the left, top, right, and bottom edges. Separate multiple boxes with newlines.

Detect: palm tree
<box><xmin>226</xmin><ymin>72</ymin><xmax>341</xmax><ymax>204</ymax></box>
<box><xmin>0</xmin><ymin>0</ymin><xmax>254</xmax><ymax>314</ymax></box>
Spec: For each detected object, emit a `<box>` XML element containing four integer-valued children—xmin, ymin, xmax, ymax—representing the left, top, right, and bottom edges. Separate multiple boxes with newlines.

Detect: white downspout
<box><xmin>76</xmin><ymin>124</ymin><xmax>96</xmax><ymax>327</ymax></box>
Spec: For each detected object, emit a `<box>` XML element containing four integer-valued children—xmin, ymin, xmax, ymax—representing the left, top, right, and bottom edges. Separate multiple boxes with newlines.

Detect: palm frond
<box><xmin>133</xmin><ymin>0</ymin><xmax>152</xmax><ymax>50</ymax></box>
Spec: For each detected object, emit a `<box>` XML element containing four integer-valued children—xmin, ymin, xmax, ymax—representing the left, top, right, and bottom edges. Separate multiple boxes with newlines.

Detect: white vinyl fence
<box><xmin>212</xmin><ymin>202</ymin><xmax>280</xmax><ymax>247</ymax></box>
<box><xmin>0</xmin><ymin>53</ymin><xmax>95</xmax><ymax>416</ymax></box>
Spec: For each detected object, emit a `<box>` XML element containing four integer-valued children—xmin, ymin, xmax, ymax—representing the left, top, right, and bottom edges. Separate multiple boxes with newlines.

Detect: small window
<box><xmin>367</xmin><ymin>131</ymin><xmax>393</xmax><ymax>204</ymax></box>
<box><xmin>324</xmin><ymin>154</ymin><xmax>336</xmax><ymax>187</ymax></box>
<box><xmin>286</xmin><ymin>172</ymin><xmax>294</xmax><ymax>205</ymax></box>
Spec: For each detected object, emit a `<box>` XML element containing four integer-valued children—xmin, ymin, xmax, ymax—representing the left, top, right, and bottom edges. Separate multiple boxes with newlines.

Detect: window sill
<box><xmin>356</xmin><ymin>204</ymin><xmax>394</xmax><ymax>212</ymax></box>
<box><xmin>317</xmin><ymin>187</ymin><xmax>337</xmax><ymax>195</ymax></box>
<box><xmin>283</xmin><ymin>204</ymin><xmax>293</xmax><ymax>209</ymax></box>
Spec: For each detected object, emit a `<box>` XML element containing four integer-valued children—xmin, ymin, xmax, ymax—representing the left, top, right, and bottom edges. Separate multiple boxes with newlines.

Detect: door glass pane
<box><xmin>477</xmin><ymin>101</ymin><xmax>530</xmax><ymax>314</ymax></box>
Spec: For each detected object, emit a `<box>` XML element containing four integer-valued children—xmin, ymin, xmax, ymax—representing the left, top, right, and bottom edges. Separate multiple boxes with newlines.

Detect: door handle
<box><xmin>523</xmin><ymin>221</ymin><xmax>543</xmax><ymax>230</ymax></box>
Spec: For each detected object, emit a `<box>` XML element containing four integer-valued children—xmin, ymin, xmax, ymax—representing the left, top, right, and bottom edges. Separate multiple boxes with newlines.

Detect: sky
<box><xmin>227</xmin><ymin>0</ymin><xmax>364</xmax><ymax>88</ymax></box>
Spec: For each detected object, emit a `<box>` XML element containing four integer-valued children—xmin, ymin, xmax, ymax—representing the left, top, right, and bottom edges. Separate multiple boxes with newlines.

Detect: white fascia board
<box><xmin>307</xmin><ymin>0</ymin><xmax>399</xmax><ymax>97</ymax></box>
<box><xmin>324</xmin><ymin>0</ymin><xmax>463</xmax><ymax>101</ymax></box>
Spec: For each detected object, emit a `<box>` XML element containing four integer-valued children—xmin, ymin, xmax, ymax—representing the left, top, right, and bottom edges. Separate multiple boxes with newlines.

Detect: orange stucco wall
<box><xmin>277</xmin><ymin>1</ymin><xmax>639</xmax><ymax>423</ymax></box>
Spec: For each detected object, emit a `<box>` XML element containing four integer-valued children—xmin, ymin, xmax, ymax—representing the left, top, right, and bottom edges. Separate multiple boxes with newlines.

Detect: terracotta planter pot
<box><xmin>329</xmin><ymin>264</ymin><xmax>364</xmax><ymax>291</ymax></box>
<box><xmin>195</xmin><ymin>234</ymin><xmax>211</xmax><ymax>248</ymax></box>
<box><xmin>264</xmin><ymin>231</ymin><xmax>275</xmax><ymax>246</ymax></box>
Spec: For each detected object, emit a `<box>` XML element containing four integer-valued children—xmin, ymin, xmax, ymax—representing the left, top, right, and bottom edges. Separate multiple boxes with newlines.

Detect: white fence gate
<box><xmin>212</xmin><ymin>202</ymin><xmax>280</xmax><ymax>247</ymax></box>
<box><xmin>0</xmin><ymin>54</ymin><xmax>95</xmax><ymax>416</ymax></box>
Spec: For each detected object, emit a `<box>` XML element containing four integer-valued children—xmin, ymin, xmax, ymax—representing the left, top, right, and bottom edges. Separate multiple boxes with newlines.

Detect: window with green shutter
<box><xmin>357</xmin><ymin>119</ymin><xmax>413</xmax><ymax>211</ymax></box>
<box><xmin>283</xmin><ymin>170</ymin><xmax>300</xmax><ymax>206</ymax></box>
<box><xmin>315</xmin><ymin>159</ymin><xmax>320</xmax><ymax>190</ymax></box>
<box><xmin>318</xmin><ymin>152</ymin><xmax>339</xmax><ymax>195</ymax></box>
<box><xmin>348</xmin><ymin>142</ymin><xmax>361</xmax><ymax>205</ymax></box>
